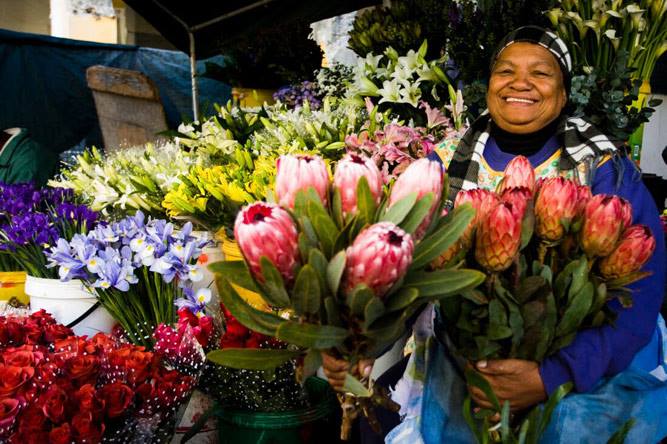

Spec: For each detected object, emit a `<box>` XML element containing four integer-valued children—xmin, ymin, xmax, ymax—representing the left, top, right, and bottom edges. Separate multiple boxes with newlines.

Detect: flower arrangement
<box><xmin>50</xmin><ymin>142</ymin><xmax>220</xmax><ymax>219</ymax></box>
<box><xmin>0</xmin><ymin>184</ymin><xmax>98</xmax><ymax>278</ymax></box>
<box><xmin>0</xmin><ymin>310</ymin><xmax>203</xmax><ymax>443</ymax></box>
<box><xmin>46</xmin><ymin>212</ymin><xmax>208</xmax><ymax>347</ymax></box>
<box><xmin>433</xmin><ymin>156</ymin><xmax>656</xmax><ymax>441</ymax></box>
<box><xmin>207</xmin><ymin>153</ymin><xmax>485</xmax><ymax>438</ymax></box>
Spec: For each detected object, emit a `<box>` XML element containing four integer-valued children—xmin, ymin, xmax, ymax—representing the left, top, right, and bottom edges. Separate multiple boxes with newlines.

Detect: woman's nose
<box><xmin>509</xmin><ymin>71</ymin><xmax>532</xmax><ymax>90</ymax></box>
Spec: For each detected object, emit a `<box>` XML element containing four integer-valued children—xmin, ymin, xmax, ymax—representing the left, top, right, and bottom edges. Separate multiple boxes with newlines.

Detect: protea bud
<box><xmin>599</xmin><ymin>225</ymin><xmax>655</xmax><ymax>279</ymax></box>
<box><xmin>475</xmin><ymin>201</ymin><xmax>522</xmax><ymax>272</ymax></box>
<box><xmin>455</xmin><ymin>188</ymin><xmax>500</xmax><ymax>249</ymax></box>
<box><xmin>534</xmin><ymin>177</ymin><xmax>579</xmax><ymax>242</ymax></box>
<box><xmin>344</xmin><ymin>222</ymin><xmax>414</xmax><ymax>298</ymax></box>
<box><xmin>580</xmin><ymin>194</ymin><xmax>625</xmax><ymax>257</ymax></box>
<box><xmin>501</xmin><ymin>187</ymin><xmax>532</xmax><ymax>220</ymax></box>
<box><xmin>234</xmin><ymin>203</ymin><xmax>300</xmax><ymax>284</ymax></box>
<box><xmin>619</xmin><ymin>198</ymin><xmax>633</xmax><ymax>230</ymax></box>
<box><xmin>574</xmin><ymin>185</ymin><xmax>592</xmax><ymax>218</ymax></box>
<box><xmin>275</xmin><ymin>154</ymin><xmax>329</xmax><ymax>209</ymax></box>
<box><xmin>498</xmin><ymin>156</ymin><xmax>536</xmax><ymax>195</ymax></box>
<box><xmin>388</xmin><ymin>158</ymin><xmax>444</xmax><ymax>239</ymax></box>
<box><xmin>333</xmin><ymin>153</ymin><xmax>383</xmax><ymax>217</ymax></box>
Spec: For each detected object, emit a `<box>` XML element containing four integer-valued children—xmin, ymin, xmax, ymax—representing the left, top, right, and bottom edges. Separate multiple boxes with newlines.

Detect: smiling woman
<box><xmin>366</xmin><ymin>26</ymin><xmax>666</xmax><ymax>444</ymax></box>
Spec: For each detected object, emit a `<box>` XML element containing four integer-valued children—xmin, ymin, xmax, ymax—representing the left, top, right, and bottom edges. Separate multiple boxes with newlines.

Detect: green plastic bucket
<box><xmin>216</xmin><ymin>377</ymin><xmax>340</xmax><ymax>444</ymax></box>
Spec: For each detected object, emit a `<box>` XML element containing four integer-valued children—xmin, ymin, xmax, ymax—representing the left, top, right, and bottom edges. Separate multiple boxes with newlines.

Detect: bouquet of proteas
<box><xmin>207</xmin><ymin>152</ymin><xmax>485</xmax><ymax>438</ymax></box>
<box><xmin>46</xmin><ymin>212</ymin><xmax>209</xmax><ymax>347</ymax></box>
<box><xmin>433</xmin><ymin>156</ymin><xmax>656</xmax><ymax>441</ymax></box>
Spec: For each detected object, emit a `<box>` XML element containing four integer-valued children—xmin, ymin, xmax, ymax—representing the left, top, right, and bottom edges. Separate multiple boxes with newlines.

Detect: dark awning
<box><xmin>123</xmin><ymin>0</ymin><xmax>378</xmax><ymax>59</ymax></box>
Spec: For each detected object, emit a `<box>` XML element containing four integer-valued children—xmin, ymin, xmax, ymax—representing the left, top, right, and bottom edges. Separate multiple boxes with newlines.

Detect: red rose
<box><xmin>21</xmin><ymin>321</ymin><xmax>42</xmax><ymax>345</ymax></box>
<box><xmin>48</xmin><ymin>422</ymin><xmax>72</xmax><ymax>444</ymax></box>
<box><xmin>14</xmin><ymin>404</ymin><xmax>47</xmax><ymax>436</ymax></box>
<box><xmin>31</xmin><ymin>362</ymin><xmax>59</xmax><ymax>391</ymax></box>
<box><xmin>87</xmin><ymin>333</ymin><xmax>118</xmax><ymax>355</ymax></box>
<box><xmin>124</xmin><ymin>350</ymin><xmax>155</xmax><ymax>387</ymax></box>
<box><xmin>152</xmin><ymin>369</ymin><xmax>195</xmax><ymax>411</ymax></box>
<box><xmin>71</xmin><ymin>411</ymin><xmax>104</xmax><ymax>443</ymax></box>
<box><xmin>29</xmin><ymin>310</ymin><xmax>57</xmax><ymax>327</ymax></box>
<box><xmin>39</xmin><ymin>384</ymin><xmax>68</xmax><ymax>423</ymax></box>
<box><xmin>0</xmin><ymin>365</ymin><xmax>34</xmax><ymax>397</ymax></box>
<box><xmin>65</xmin><ymin>354</ymin><xmax>100</xmax><ymax>386</ymax></box>
<box><xmin>5</xmin><ymin>320</ymin><xmax>26</xmax><ymax>346</ymax></box>
<box><xmin>0</xmin><ymin>398</ymin><xmax>20</xmax><ymax>436</ymax></box>
<box><xmin>42</xmin><ymin>323</ymin><xmax>74</xmax><ymax>343</ymax></box>
<box><xmin>2</xmin><ymin>345</ymin><xmax>45</xmax><ymax>367</ymax></box>
<box><xmin>73</xmin><ymin>384</ymin><xmax>105</xmax><ymax>420</ymax></box>
<box><xmin>97</xmin><ymin>382</ymin><xmax>134</xmax><ymax>418</ymax></box>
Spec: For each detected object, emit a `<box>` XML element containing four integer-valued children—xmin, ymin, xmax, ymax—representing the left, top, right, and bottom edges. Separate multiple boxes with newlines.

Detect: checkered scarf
<box><xmin>447</xmin><ymin>27</ymin><xmax>621</xmax><ymax>201</ymax></box>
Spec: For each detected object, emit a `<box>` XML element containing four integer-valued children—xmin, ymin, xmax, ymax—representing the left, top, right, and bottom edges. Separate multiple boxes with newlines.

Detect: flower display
<box><xmin>0</xmin><ymin>310</ymin><xmax>203</xmax><ymax>443</ymax></box>
<box><xmin>46</xmin><ymin>211</ymin><xmax>208</xmax><ymax>347</ymax></box>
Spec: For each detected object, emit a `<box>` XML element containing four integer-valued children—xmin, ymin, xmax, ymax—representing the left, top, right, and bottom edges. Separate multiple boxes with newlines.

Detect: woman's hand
<box><xmin>321</xmin><ymin>351</ymin><xmax>374</xmax><ymax>391</ymax></box>
<box><xmin>468</xmin><ymin>359</ymin><xmax>547</xmax><ymax>412</ymax></box>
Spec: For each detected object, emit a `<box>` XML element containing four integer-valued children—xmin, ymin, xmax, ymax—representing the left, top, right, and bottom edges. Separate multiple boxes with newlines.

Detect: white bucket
<box><xmin>25</xmin><ymin>276</ymin><xmax>116</xmax><ymax>337</ymax></box>
<box><xmin>192</xmin><ymin>231</ymin><xmax>225</xmax><ymax>308</ymax></box>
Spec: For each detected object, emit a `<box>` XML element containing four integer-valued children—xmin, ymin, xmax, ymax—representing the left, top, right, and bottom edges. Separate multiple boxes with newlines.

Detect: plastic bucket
<box><xmin>0</xmin><ymin>271</ymin><xmax>29</xmax><ymax>305</ymax></box>
<box><xmin>216</xmin><ymin>377</ymin><xmax>340</xmax><ymax>444</ymax></box>
<box><xmin>25</xmin><ymin>276</ymin><xmax>115</xmax><ymax>337</ymax></box>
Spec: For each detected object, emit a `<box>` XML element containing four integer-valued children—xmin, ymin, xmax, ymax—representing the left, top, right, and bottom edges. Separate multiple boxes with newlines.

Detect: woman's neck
<box><xmin>490</xmin><ymin>118</ymin><xmax>560</xmax><ymax>157</ymax></box>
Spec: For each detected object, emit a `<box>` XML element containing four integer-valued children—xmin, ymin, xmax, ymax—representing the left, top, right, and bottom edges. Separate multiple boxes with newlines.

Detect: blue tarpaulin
<box><xmin>0</xmin><ymin>28</ymin><xmax>230</xmax><ymax>154</ymax></box>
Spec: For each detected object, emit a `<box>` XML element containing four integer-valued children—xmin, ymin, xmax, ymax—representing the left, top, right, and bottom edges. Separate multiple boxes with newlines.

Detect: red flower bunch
<box><xmin>220</xmin><ymin>304</ymin><xmax>280</xmax><ymax>349</ymax></box>
<box><xmin>0</xmin><ymin>311</ymin><xmax>202</xmax><ymax>443</ymax></box>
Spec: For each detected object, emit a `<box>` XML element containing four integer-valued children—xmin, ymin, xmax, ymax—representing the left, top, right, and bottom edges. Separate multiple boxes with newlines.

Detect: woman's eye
<box><xmin>533</xmin><ymin>71</ymin><xmax>551</xmax><ymax>77</ymax></box>
<box><xmin>496</xmin><ymin>69</ymin><xmax>513</xmax><ymax>75</ymax></box>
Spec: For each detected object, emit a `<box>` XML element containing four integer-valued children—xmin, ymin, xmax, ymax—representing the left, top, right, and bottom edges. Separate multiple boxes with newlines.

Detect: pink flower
<box><xmin>580</xmin><ymin>195</ymin><xmax>625</xmax><ymax>257</ymax></box>
<box><xmin>234</xmin><ymin>202</ymin><xmax>300</xmax><ymax>284</ymax></box>
<box><xmin>534</xmin><ymin>177</ymin><xmax>579</xmax><ymax>242</ymax></box>
<box><xmin>500</xmin><ymin>186</ymin><xmax>532</xmax><ymax>220</ymax></box>
<box><xmin>388</xmin><ymin>158</ymin><xmax>444</xmax><ymax>239</ymax></box>
<box><xmin>344</xmin><ymin>222</ymin><xmax>414</xmax><ymax>298</ymax></box>
<box><xmin>599</xmin><ymin>225</ymin><xmax>656</xmax><ymax>279</ymax></box>
<box><xmin>333</xmin><ymin>153</ymin><xmax>383</xmax><ymax>217</ymax></box>
<box><xmin>475</xmin><ymin>201</ymin><xmax>522</xmax><ymax>272</ymax></box>
<box><xmin>275</xmin><ymin>154</ymin><xmax>329</xmax><ymax>209</ymax></box>
<box><xmin>499</xmin><ymin>156</ymin><xmax>536</xmax><ymax>195</ymax></box>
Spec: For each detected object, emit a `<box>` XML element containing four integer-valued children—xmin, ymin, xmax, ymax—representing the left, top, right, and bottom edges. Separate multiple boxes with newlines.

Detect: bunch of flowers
<box><xmin>190</xmin><ymin>303</ymin><xmax>308</xmax><ymax>413</ymax></box>
<box><xmin>207</xmin><ymin>153</ymin><xmax>485</xmax><ymax>438</ymax></box>
<box><xmin>273</xmin><ymin>81</ymin><xmax>323</xmax><ymax>110</ymax></box>
<box><xmin>162</xmin><ymin>158</ymin><xmax>274</xmax><ymax>236</ymax></box>
<box><xmin>0</xmin><ymin>310</ymin><xmax>204</xmax><ymax>443</ymax></box>
<box><xmin>46</xmin><ymin>211</ymin><xmax>208</xmax><ymax>347</ymax></box>
<box><xmin>434</xmin><ymin>156</ymin><xmax>656</xmax><ymax>440</ymax></box>
<box><xmin>50</xmin><ymin>142</ymin><xmax>221</xmax><ymax>219</ymax></box>
<box><xmin>345</xmin><ymin>121</ymin><xmax>437</xmax><ymax>183</ymax></box>
<box><xmin>346</xmin><ymin>40</ymin><xmax>464</xmax><ymax>126</ymax></box>
<box><xmin>0</xmin><ymin>184</ymin><xmax>98</xmax><ymax>277</ymax></box>
<box><xmin>249</xmin><ymin>98</ymin><xmax>377</xmax><ymax>160</ymax></box>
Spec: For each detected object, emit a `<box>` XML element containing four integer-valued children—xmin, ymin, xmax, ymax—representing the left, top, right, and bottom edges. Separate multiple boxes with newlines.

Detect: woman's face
<box><xmin>487</xmin><ymin>42</ymin><xmax>567</xmax><ymax>134</ymax></box>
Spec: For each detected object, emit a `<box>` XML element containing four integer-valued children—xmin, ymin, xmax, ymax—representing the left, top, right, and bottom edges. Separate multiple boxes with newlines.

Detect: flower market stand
<box><xmin>25</xmin><ymin>276</ymin><xmax>115</xmax><ymax>337</ymax></box>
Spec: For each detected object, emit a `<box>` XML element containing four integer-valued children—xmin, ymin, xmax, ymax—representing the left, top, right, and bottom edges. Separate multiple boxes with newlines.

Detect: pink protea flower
<box><xmin>344</xmin><ymin>222</ymin><xmax>414</xmax><ymax>298</ymax></box>
<box><xmin>475</xmin><ymin>201</ymin><xmax>522</xmax><ymax>272</ymax></box>
<box><xmin>388</xmin><ymin>158</ymin><xmax>444</xmax><ymax>239</ymax></box>
<box><xmin>574</xmin><ymin>185</ymin><xmax>593</xmax><ymax>218</ymax></box>
<box><xmin>501</xmin><ymin>186</ymin><xmax>532</xmax><ymax>220</ymax></box>
<box><xmin>454</xmin><ymin>188</ymin><xmax>500</xmax><ymax>249</ymax></box>
<box><xmin>619</xmin><ymin>198</ymin><xmax>633</xmax><ymax>230</ymax></box>
<box><xmin>275</xmin><ymin>154</ymin><xmax>329</xmax><ymax>209</ymax></box>
<box><xmin>333</xmin><ymin>153</ymin><xmax>383</xmax><ymax>217</ymax></box>
<box><xmin>534</xmin><ymin>177</ymin><xmax>579</xmax><ymax>242</ymax></box>
<box><xmin>234</xmin><ymin>203</ymin><xmax>300</xmax><ymax>284</ymax></box>
<box><xmin>498</xmin><ymin>156</ymin><xmax>536</xmax><ymax>196</ymax></box>
<box><xmin>598</xmin><ymin>225</ymin><xmax>655</xmax><ymax>279</ymax></box>
<box><xmin>580</xmin><ymin>194</ymin><xmax>625</xmax><ymax>257</ymax></box>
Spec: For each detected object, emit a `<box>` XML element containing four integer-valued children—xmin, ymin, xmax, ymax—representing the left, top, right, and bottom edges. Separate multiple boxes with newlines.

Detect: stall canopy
<box><xmin>123</xmin><ymin>0</ymin><xmax>379</xmax><ymax>119</ymax></box>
